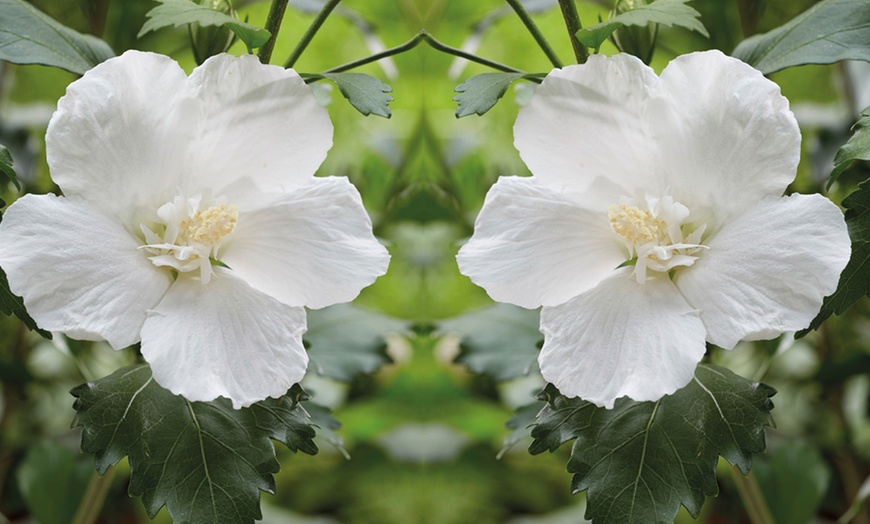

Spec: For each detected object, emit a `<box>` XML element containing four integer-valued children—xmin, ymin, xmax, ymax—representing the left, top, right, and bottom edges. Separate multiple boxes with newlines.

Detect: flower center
<box><xmin>140</xmin><ymin>195</ymin><xmax>238</xmax><ymax>284</ymax></box>
<box><xmin>607</xmin><ymin>194</ymin><xmax>707</xmax><ymax>284</ymax></box>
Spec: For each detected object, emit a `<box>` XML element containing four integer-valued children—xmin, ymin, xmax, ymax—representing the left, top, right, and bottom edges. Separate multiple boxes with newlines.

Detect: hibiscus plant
<box><xmin>0</xmin><ymin>0</ymin><xmax>869</xmax><ymax>523</ymax></box>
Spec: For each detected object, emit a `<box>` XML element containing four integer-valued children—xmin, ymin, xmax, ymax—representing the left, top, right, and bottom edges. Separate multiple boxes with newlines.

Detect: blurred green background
<box><xmin>1</xmin><ymin>0</ymin><xmax>869</xmax><ymax>523</ymax></box>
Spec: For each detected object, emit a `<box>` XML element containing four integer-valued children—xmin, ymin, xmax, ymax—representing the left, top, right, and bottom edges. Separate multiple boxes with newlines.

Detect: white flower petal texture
<box><xmin>458</xmin><ymin>50</ymin><xmax>851</xmax><ymax>408</ymax></box>
<box><xmin>0</xmin><ymin>51</ymin><xmax>389</xmax><ymax>408</ymax></box>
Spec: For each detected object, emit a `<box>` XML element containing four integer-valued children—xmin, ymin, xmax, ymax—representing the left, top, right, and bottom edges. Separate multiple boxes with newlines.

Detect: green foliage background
<box><xmin>0</xmin><ymin>0</ymin><xmax>869</xmax><ymax>523</ymax></box>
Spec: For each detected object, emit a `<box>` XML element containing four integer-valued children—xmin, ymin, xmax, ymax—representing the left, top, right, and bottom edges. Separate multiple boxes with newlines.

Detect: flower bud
<box><xmin>611</xmin><ymin>0</ymin><xmax>657</xmax><ymax>64</ymax></box>
<box><xmin>190</xmin><ymin>0</ymin><xmax>236</xmax><ymax>65</ymax></box>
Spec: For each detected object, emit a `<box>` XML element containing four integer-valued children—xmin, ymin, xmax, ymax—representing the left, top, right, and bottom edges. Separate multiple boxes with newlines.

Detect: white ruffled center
<box><xmin>140</xmin><ymin>194</ymin><xmax>238</xmax><ymax>284</ymax></box>
<box><xmin>608</xmin><ymin>193</ymin><xmax>707</xmax><ymax>283</ymax></box>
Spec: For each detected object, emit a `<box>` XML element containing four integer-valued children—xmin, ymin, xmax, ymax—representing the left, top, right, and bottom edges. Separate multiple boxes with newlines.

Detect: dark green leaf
<box><xmin>829</xmin><ymin>107</ymin><xmax>870</xmax><ymax>187</ymax></box>
<box><xmin>16</xmin><ymin>441</ymin><xmax>92</xmax><ymax>524</ymax></box>
<box><xmin>799</xmin><ymin>181</ymin><xmax>870</xmax><ymax>335</ymax></box>
<box><xmin>453</xmin><ymin>73</ymin><xmax>525</xmax><ymax>118</ymax></box>
<box><xmin>71</xmin><ymin>365</ymin><xmax>318</xmax><ymax>523</ymax></box>
<box><xmin>305</xmin><ymin>304</ymin><xmax>406</xmax><ymax>382</ymax></box>
<box><xmin>576</xmin><ymin>0</ymin><xmax>708</xmax><ymax>50</ymax></box>
<box><xmin>440</xmin><ymin>304</ymin><xmax>541</xmax><ymax>382</ymax></box>
<box><xmin>0</xmin><ymin>0</ymin><xmax>114</xmax><ymax>75</ymax></box>
<box><xmin>0</xmin><ymin>145</ymin><xmax>20</xmax><ymax>191</ymax></box>
<box><xmin>530</xmin><ymin>365</ymin><xmax>775</xmax><ymax>523</ymax></box>
<box><xmin>139</xmin><ymin>0</ymin><xmax>271</xmax><ymax>50</ymax></box>
<box><xmin>755</xmin><ymin>441</ymin><xmax>830</xmax><ymax>524</ymax></box>
<box><xmin>317</xmin><ymin>73</ymin><xmax>394</xmax><ymax>118</ymax></box>
<box><xmin>0</xmin><ymin>267</ymin><xmax>50</xmax><ymax>338</ymax></box>
<box><xmin>732</xmin><ymin>0</ymin><xmax>870</xmax><ymax>74</ymax></box>
<box><xmin>304</xmin><ymin>401</ymin><xmax>350</xmax><ymax>458</ymax></box>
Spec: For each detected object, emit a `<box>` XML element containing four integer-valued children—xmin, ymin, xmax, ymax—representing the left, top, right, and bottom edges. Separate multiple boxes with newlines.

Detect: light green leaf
<box><xmin>0</xmin><ymin>0</ymin><xmax>114</xmax><ymax>75</ymax></box>
<box><xmin>16</xmin><ymin>441</ymin><xmax>91</xmax><ymax>524</ymax></box>
<box><xmin>314</xmin><ymin>73</ymin><xmax>394</xmax><ymax>118</ymax></box>
<box><xmin>0</xmin><ymin>145</ymin><xmax>20</xmax><ymax>192</ymax></box>
<box><xmin>305</xmin><ymin>304</ymin><xmax>406</xmax><ymax>382</ymax></box>
<box><xmin>829</xmin><ymin>107</ymin><xmax>870</xmax><ymax>187</ymax></box>
<box><xmin>139</xmin><ymin>0</ymin><xmax>271</xmax><ymax>50</ymax></box>
<box><xmin>732</xmin><ymin>0</ymin><xmax>870</xmax><ymax>74</ymax></box>
<box><xmin>530</xmin><ymin>365</ymin><xmax>775</xmax><ymax>523</ymax></box>
<box><xmin>799</xmin><ymin>181</ymin><xmax>870</xmax><ymax>336</ymax></box>
<box><xmin>576</xmin><ymin>0</ymin><xmax>708</xmax><ymax>50</ymax></box>
<box><xmin>439</xmin><ymin>304</ymin><xmax>541</xmax><ymax>382</ymax></box>
<box><xmin>71</xmin><ymin>365</ymin><xmax>319</xmax><ymax>523</ymax></box>
<box><xmin>453</xmin><ymin>72</ymin><xmax>525</xmax><ymax>118</ymax></box>
<box><xmin>755</xmin><ymin>441</ymin><xmax>830</xmax><ymax>524</ymax></box>
<box><xmin>0</xmin><ymin>267</ymin><xmax>50</xmax><ymax>338</ymax></box>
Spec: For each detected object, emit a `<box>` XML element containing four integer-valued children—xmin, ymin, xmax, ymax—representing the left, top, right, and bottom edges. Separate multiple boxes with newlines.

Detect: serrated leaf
<box><xmin>0</xmin><ymin>0</ymin><xmax>114</xmax><ymax>75</ymax></box>
<box><xmin>0</xmin><ymin>145</ymin><xmax>20</xmax><ymax>191</ymax></box>
<box><xmin>799</xmin><ymin>181</ymin><xmax>870</xmax><ymax>335</ymax></box>
<box><xmin>0</xmin><ymin>267</ymin><xmax>50</xmax><ymax>338</ymax></box>
<box><xmin>315</xmin><ymin>73</ymin><xmax>393</xmax><ymax>118</ymax></box>
<box><xmin>304</xmin><ymin>401</ymin><xmax>349</xmax><ymax>458</ymax></box>
<box><xmin>453</xmin><ymin>73</ymin><xmax>525</xmax><ymax>118</ymax></box>
<box><xmin>576</xmin><ymin>0</ymin><xmax>709</xmax><ymax>50</ymax></box>
<box><xmin>71</xmin><ymin>365</ymin><xmax>318</xmax><ymax>523</ymax></box>
<box><xmin>440</xmin><ymin>304</ymin><xmax>541</xmax><ymax>382</ymax></box>
<box><xmin>139</xmin><ymin>0</ymin><xmax>271</xmax><ymax>50</ymax></box>
<box><xmin>305</xmin><ymin>304</ymin><xmax>406</xmax><ymax>382</ymax></box>
<box><xmin>732</xmin><ymin>0</ymin><xmax>870</xmax><ymax>74</ymax></box>
<box><xmin>829</xmin><ymin>107</ymin><xmax>870</xmax><ymax>187</ymax></box>
<box><xmin>498</xmin><ymin>401</ymin><xmax>545</xmax><ymax>459</ymax></box>
<box><xmin>530</xmin><ymin>364</ymin><xmax>775</xmax><ymax>523</ymax></box>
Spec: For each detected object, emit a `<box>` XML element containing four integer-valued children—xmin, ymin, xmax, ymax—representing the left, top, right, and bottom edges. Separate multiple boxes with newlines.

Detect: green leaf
<box><xmin>71</xmin><ymin>365</ymin><xmax>319</xmax><ymax>523</ymax></box>
<box><xmin>16</xmin><ymin>441</ymin><xmax>92</xmax><ymax>524</ymax></box>
<box><xmin>439</xmin><ymin>304</ymin><xmax>541</xmax><ymax>382</ymax></box>
<box><xmin>0</xmin><ymin>145</ymin><xmax>20</xmax><ymax>192</ymax></box>
<box><xmin>453</xmin><ymin>73</ymin><xmax>525</xmax><ymax>118</ymax></box>
<box><xmin>0</xmin><ymin>0</ymin><xmax>114</xmax><ymax>75</ymax></box>
<box><xmin>799</xmin><ymin>181</ymin><xmax>870</xmax><ymax>335</ymax></box>
<box><xmin>498</xmin><ymin>401</ymin><xmax>545</xmax><ymax>459</ymax></box>
<box><xmin>0</xmin><ymin>267</ymin><xmax>50</xmax><ymax>338</ymax></box>
<box><xmin>576</xmin><ymin>0</ymin><xmax>709</xmax><ymax>50</ymax></box>
<box><xmin>315</xmin><ymin>73</ymin><xmax>394</xmax><ymax>118</ymax></box>
<box><xmin>139</xmin><ymin>0</ymin><xmax>271</xmax><ymax>50</ymax></box>
<box><xmin>305</xmin><ymin>304</ymin><xmax>406</xmax><ymax>382</ymax></box>
<box><xmin>530</xmin><ymin>364</ymin><xmax>775</xmax><ymax>523</ymax></box>
<box><xmin>732</xmin><ymin>0</ymin><xmax>870</xmax><ymax>74</ymax></box>
<box><xmin>829</xmin><ymin>107</ymin><xmax>870</xmax><ymax>187</ymax></box>
<box><xmin>755</xmin><ymin>441</ymin><xmax>830</xmax><ymax>524</ymax></box>
<box><xmin>304</xmin><ymin>401</ymin><xmax>350</xmax><ymax>458</ymax></box>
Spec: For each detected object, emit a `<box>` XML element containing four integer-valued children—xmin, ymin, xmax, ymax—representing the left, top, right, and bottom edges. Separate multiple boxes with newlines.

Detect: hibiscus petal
<box><xmin>140</xmin><ymin>268</ymin><xmax>308</xmax><ymax>409</ymax></box>
<box><xmin>220</xmin><ymin>176</ymin><xmax>389</xmax><ymax>309</ymax></box>
<box><xmin>47</xmin><ymin>50</ymin><xmax>193</xmax><ymax>224</ymax></box>
<box><xmin>0</xmin><ymin>194</ymin><xmax>172</xmax><ymax>348</ymax></box>
<box><xmin>183</xmin><ymin>54</ymin><xmax>333</xmax><ymax>208</ymax></box>
<box><xmin>457</xmin><ymin>176</ymin><xmax>624</xmax><ymax>308</ymax></box>
<box><xmin>513</xmin><ymin>54</ymin><xmax>660</xmax><ymax>198</ymax></box>
<box><xmin>539</xmin><ymin>269</ymin><xmax>707</xmax><ymax>408</ymax></box>
<box><xmin>675</xmin><ymin>193</ymin><xmax>851</xmax><ymax>349</ymax></box>
<box><xmin>654</xmin><ymin>50</ymin><xmax>801</xmax><ymax>225</ymax></box>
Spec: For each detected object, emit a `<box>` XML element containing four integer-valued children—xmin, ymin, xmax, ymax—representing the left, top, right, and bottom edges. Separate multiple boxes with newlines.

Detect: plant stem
<box><xmin>320</xmin><ymin>32</ymin><xmax>426</xmax><ymax>74</ymax></box>
<box><xmin>283</xmin><ymin>0</ymin><xmax>342</xmax><ymax>68</ymax></box>
<box><xmin>506</xmin><ymin>0</ymin><xmax>563</xmax><ymax>68</ymax></box>
<box><xmin>258</xmin><ymin>0</ymin><xmax>289</xmax><ymax>63</ymax></box>
<box><xmin>731</xmin><ymin>466</ymin><xmax>775</xmax><ymax>524</ymax></box>
<box><xmin>557</xmin><ymin>0</ymin><xmax>589</xmax><ymax>63</ymax></box>
<box><xmin>422</xmin><ymin>31</ymin><xmax>526</xmax><ymax>74</ymax></box>
<box><xmin>71</xmin><ymin>466</ymin><xmax>116</xmax><ymax>524</ymax></box>
<box><xmin>317</xmin><ymin>31</ymin><xmax>526</xmax><ymax>75</ymax></box>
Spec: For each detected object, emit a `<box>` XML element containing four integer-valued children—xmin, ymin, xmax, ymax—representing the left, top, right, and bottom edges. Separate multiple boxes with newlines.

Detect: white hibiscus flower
<box><xmin>457</xmin><ymin>50</ymin><xmax>851</xmax><ymax>408</ymax></box>
<box><xmin>0</xmin><ymin>51</ymin><xmax>390</xmax><ymax>408</ymax></box>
